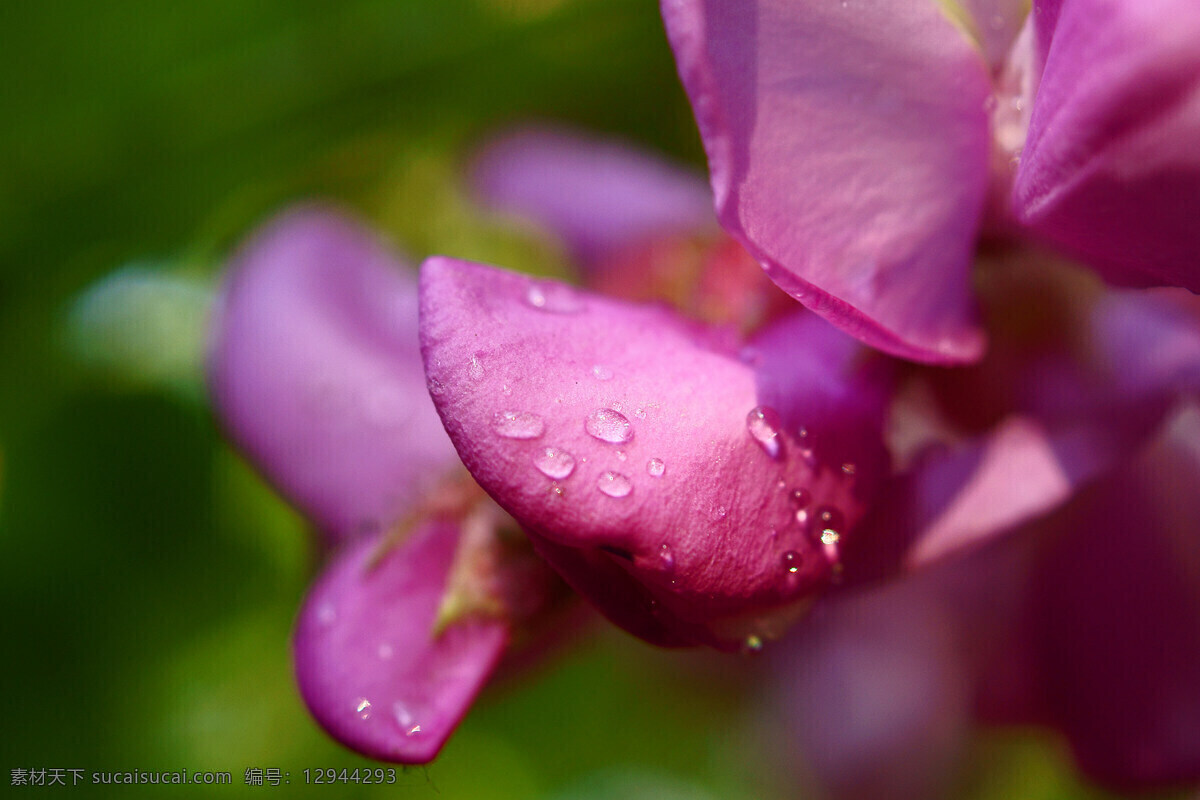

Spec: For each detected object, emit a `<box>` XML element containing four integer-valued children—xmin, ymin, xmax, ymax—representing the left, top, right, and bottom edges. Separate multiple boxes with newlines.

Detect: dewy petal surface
<box><xmin>208</xmin><ymin>207</ymin><xmax>457</xmax><ymax>541</ymax></box>
<box><xmin>293</xmin><ymin>520</ymin><xmax>509</xmax><ymax>764</ymax></box>
<box><xmin>662</xmin><ymin>0</ymin><xmax>992</xmax><ymax>363</ymax></box>
<box><xmin>1014</xmin><ymin>0</ymin><xmax>1200</xmax><ymax>291</ymax></box>
<box><xmin>470</xmin><ymin>127</ymin><xmax>714</xmax><ymax>267</ymax></box>
<box><xmin>419</xmin><ymin>258</ymin><xmax>887</xmax><ymax>650</ymax></box>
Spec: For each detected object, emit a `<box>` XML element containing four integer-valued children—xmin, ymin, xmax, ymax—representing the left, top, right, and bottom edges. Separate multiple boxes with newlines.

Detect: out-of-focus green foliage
<box><xmin>0</xmin><ymin>2</ymin><xmax>1170</xmax><ymax>798</ymax></box>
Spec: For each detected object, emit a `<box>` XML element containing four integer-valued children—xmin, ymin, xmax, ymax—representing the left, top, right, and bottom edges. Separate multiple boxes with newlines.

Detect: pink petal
<box><xmin>207</xmin><ymin>206</ymin><xmax>458</xmax><ymax>542</ymax></box>
<box><xmin>662</xmin><ymin>0</ymin><xmax>992</xmax><ymax>363</ymax></box>
<box><xmin>845</xmin><ymin>414</ymin><xmax>1127</xmax><ymax>582</ymax></box>
<box><xmin>781</xmin><ymin>585</ymin><xmax>972</xmax><ymax>800</ymax></box>
<box><xmin>778</xmin><ymin>537</ymin><xmax>1030</xmax><ymax>800</ymax></box>
<box><xmin>419</xmin><ymin>258</ymin><xmax>888</xmax><ymax>650</ymax></box>
<box><xmin>470</xmin><ymin>127</ymin><xmax>714</xmax><ymax>268</ymax></box>
<box><xmin>989</xmin><ymin>406</ymin><xmax>1200</xmax><ymax>789</ymax></box>
<box><xmin>293</xmin><ymin>520</ymin><xmax>509</xmax><ymax>763</ymax></box>
<box><xmin>1014</xmin><ymin>0</ymin><xmax>1200</xmax><ymax>291</ymax></box>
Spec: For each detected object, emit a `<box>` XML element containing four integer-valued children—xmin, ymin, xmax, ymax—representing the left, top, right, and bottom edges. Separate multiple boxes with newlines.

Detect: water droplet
<box><xmin>468</xmin><ymin>354</ymin><xmax>485</xmax><ymax>381</ymax></box>
<box><xmin>355</xmin><ymin>698</ymin><xmax>372</xmax><ymax>719</ymax></box>
<box><xmin>747</xmin><ymin>406</ymin><xmax>783</xmax><ymax>458</ymax></box>
<box><xmin>592</xmin><ymin>364</ymin><xmax>614</xmax><ymax>381</ymax></box>
<box><xmin>549</xmin><ymin>483</ymin><xmax>565</xmax><ymax>497</ymax></box>
<box><xmin>377</xmin><ymin>643</ymin><xmax>393</xmax><ymax>660</ymax></box>
<box><xmin>820</xmin><ymin>529</ymin><xmax>841</xmax><ymax>546</ymax></box>
<box><xmin>841</xmin><ymin>463</ymin><xmax>856</xmax><ymax>476</ymax></box>
<box><xmin>658</xmin><ymin>544</ymin><xmax>675</xmax><ymax>571</ymax></box>
<box><xmin>789</xmin><ymin>488</ymin><xmax>812</xmax><ymax>509</ymax></box>
<box><xmin>393</xmin><ymin>702</ymin><xmax>421</xmax><ymax>737</ymax></box>
<box><xmin>743</xmin><ymin>634</ymin><xmax>764</xmax><ymax>653</ymax></box>
<box><xmin>633</xmin><ymin>407</ymin><xmax>647</xmax><ymax>419</ymax></box>
<box><xmin>534</xmin><ymin>446</ymin><xmax>576</xmax><ymax>479</ymax></box>
<box><xmin>597</xmin><ymin>471</ymin><xmax>633</xmax><ymax>498</ymax></box>
<box><xmin>501</xmin><ymin>383</ymin><xmax>513</xmax><ymax>396</ymax></box>
<box><xmin>816</xmin><ymin>506</ymin><xmax>843</xmax><ymax>530</ymax></box>
<box><xmin>712</xmin><ymin>505</ymin><xmax>727</xmax><ymax>520</ymax></box>
<box><xmin>525</xmin><ymin>282</ymin><xmax>584</xmax><ymax>313</ymax></box>
<box><xmin>782</xmin><ymin>550</ymin><xmax>802</xmax><ymax>573</ymax></box>
<box><xmin>647</xmin><ymin>457</ymin><xmax>666</xmax><ymax>477</ymax></box>
<box><xmin>586</xmin><ymin>408</ymin><xmax>633</xmax><ymax>443</ymax></box>
<box><xmin>494</xmin><ymin>410</ymin><xmax>545</xmax><ymax>439</ymax></box>
<box><xmin>615</xmin><ymin>449</ymin><xmax>628</xmax><ymax>462</ymax></box>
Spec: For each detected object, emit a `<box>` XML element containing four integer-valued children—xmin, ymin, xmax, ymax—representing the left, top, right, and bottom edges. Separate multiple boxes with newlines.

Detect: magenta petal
<box><xmin>662</xmin><ymin>0</ymin><xmax>992</xmax><ymax>363</ymax></box>
<box><xmin>293</xmin><ymin>521</ymin><xmax>509</xmax><ymax>763</ymax></box>
<box><xmin>208</xmin><ymin>207</ymin><xmax>458</xmax><ymax>541</ymax></box>
<box><xmin>1013</xmin><ymin>408</ymin><xmax>1200</xmax><ymax>788</ymax></box>
<box><xmin>419</xmin><ymin>258</ymin><xmax>887</xmax><ymax>649</ymax></box>
<box><xmin>845</xmin><ymin>408</ymin><xmax>1154</xmax><ymax>583</ymax></box>
<box><xmin>1014</xmin><ymin>0</ymin><xmax>1200</xmax><ymax>291</ymax></box>
<box><xmin>470</xmin><ymin>127</ymin><xmax>714</xmax><ymax>267</ymax></box>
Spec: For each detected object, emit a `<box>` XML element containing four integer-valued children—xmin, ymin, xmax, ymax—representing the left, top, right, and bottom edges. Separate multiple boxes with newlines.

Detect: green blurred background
<box><xmin>0</xmin><ymin>1</ymin><xmax>1153</xmax><ymax>797</ymax></box>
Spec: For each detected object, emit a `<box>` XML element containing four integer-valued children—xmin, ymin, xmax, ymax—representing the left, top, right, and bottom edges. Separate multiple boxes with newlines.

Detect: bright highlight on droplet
<box><xmin>355</xmin><ymin>698</ymin><xmax>372</xmax><ymax>719</ymax></box>
<box><xmin>746</xmin><ymin>405</ymin><xmax>783</xmax><ymax>458</ymax></box>
<box><xmin>647</xmin><ymin>457</ymin><xmax>666</xmax><ymax>477</ymax></box>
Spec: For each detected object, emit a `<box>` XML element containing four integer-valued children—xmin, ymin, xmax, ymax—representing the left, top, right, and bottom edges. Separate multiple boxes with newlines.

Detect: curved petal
<box><xmin>293</xmin><ymin>520</ymin><xmax>509</xmax><ymax>764</ymax></box>
<box><xmin>662</xmin><ymin>0</ymin><xmax>992</xmax><ymax>364</ymax></box>
<box><xmin>419</xmin><ymin>258</ymin><xmax>889</xmax><ymax>650</ymax></box>
<box><xmin>846</xmin><ymin>416</ymin><xmax>1120</xmax><ymax>581</ymax></box>
<box><xmin>207</xmin><ymin>206</ymin><xmax>457</xmax><ymax>542</ymax></box>
<box><xmin>470</xmin><ymin>127</ymin><xmax>714</xmax><ymax>268</ymax></box>
<box><xmin>987</xmin><ymin>406</ymin><xmax>1200</xmax><ymax>789</ymax></box>
<box><xmin>1014</xmin><ymin>0</ymin><xmax>1200</xmax><ymax>291</ymax></box>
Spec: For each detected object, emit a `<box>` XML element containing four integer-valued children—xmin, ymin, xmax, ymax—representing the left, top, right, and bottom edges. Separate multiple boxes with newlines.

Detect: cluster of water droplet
<box><xmin>744</xmin><ymin>405</ymin><xmax>851</xmax><ymax>585</ymax></box>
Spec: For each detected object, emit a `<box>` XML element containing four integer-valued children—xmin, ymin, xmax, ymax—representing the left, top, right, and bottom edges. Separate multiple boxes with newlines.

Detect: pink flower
<box><xmin>661</xmin><ymin>0</ymin><xmax>1200</xmax><ymax>364</ymax></box>
<box><xmin>207</xmin><ymin>66</ymin><xmax>1200</xmax><ymax>792</ymax></box>
<box><xmin>208</xmin><ymin>208</ymin><xmax>571</xmax><ymax>762</ymax></box>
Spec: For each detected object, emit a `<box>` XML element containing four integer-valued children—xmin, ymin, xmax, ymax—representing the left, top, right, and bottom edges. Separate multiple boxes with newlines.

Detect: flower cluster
<box><xmin>207</xmin><ymin>0</ymin><xmax>1200</xmax><ymax>795</ymax></box>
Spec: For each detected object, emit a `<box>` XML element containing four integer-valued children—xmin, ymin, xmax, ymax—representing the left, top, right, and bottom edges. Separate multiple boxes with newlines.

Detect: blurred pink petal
<box><xmin>981</xmin><ymin>405</ymin><xmax>1200</xmax><ymax>789</ymax></box>
<box><xmin>780</xmin><ymin>537</ymin><xmax>1030</xmax><ymax>800</ymax></box>
<box><xmin>1014</xmin><ymin>0</ymin><xmax>1200</xmax><ymax>291</ymax></box>
<box><xmin>471</xmin><ymin>127</ymin><xmax>714</xmax><ymax>267</ymax></box>
<box><xmin>208</xmin><ymin>206</ymin><xmax>457</xmax><ymax>541</ymax></box>
<box><xmin>662</xmin><ymin>0</ymin><xmax>992</xmax><ymax>363</ymax></box>
<box><xmin>293</xmin><ymin>520</ymin><xmax>509</xmax><ymax>763</ymax></box>
<box><xmin>419</xmin><ymin>257</ymin><xmax>889</xmax><ymax>650</ymax></box>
